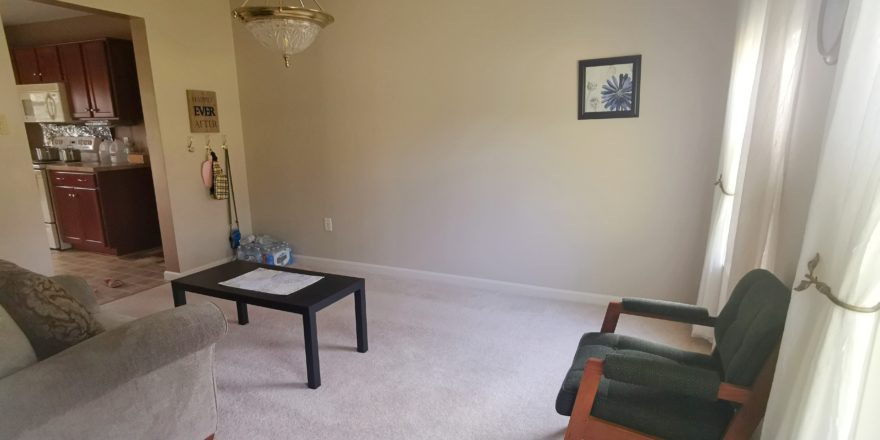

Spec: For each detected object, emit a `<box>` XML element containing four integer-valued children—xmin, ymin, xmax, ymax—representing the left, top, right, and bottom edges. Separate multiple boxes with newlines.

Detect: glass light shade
<box><xmin>245</xmin><ymin>18</ymin><xmax>322</xmax><ymax>67</ymax></box>
<box><xmin>234</xmin><ymin>4</ymin><xmax>334</xmax><ymax>68</ymax></box>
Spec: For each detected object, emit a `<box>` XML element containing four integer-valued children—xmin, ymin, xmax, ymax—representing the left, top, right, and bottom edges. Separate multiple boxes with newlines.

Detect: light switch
<box><xmin>0</xmin><ymin>114</ymin><xmax>9</xmax><ymax>135</ymax></box>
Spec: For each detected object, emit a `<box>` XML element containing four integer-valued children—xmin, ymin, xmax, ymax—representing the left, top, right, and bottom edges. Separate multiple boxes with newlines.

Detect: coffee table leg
<box><xmin>172</xmin><ymin>285</ymin><xmax>186</xmax><ymax>307</ymax></box>
<box><xmin>236</xmin><ymin>302</ymin><xmax>249</xmax><ymax>325</ymax></box>
<box><xmin>355</xmin><ymin>288</ymin><xmax>368</xmax><ymax>353</ymax></box>
<box><xmin>303</xmin><ymin>311</ymin><xmax>321</xmax><ymax>389</ymax></box>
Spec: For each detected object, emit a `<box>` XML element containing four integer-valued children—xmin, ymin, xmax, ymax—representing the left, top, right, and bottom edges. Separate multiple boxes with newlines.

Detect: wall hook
<box><xmin>186</xmin><ymin>136</ymin><xmax>194</xmax><ymax>153</ymax></box>
<box><xmin>221</xmin><ymin>134</ymin><xmax>228</xmax><ymax>150</ymax></box>
<box><xmin>205</xmin><ymin>135</ymin><xmax>212</xmax><ymax>151</ymax></box>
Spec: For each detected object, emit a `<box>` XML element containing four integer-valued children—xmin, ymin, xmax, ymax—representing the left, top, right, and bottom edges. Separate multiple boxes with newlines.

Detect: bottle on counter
<box><xmin>98</xmin><ymin>138</ymin><xmax>113</xmax><ymax>164</ymax></box>
<box><xmin>113</xmin><ymin>138</ymin><xmax>128</xmax><ymax>164</ymax></box>
<box><xmin>122</xmin><ymin>137</ymin><xmax>134</xmax><ymax>156</ymax></box>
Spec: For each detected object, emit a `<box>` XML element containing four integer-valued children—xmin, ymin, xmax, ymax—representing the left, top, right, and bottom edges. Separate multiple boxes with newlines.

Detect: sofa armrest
<box><xmin>0</xmin><ymin>303</ymin><xmax>227</xmax><ymax>439</ymax></box>
<box><xmin>603</xmin><ymin>353</ymin><xmax>721</xmax><ymax>401</ymax></box>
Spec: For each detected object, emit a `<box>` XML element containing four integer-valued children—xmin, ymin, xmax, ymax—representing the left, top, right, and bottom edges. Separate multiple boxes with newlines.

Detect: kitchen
<box><xmin>3</xmin><ymin>0</ymin><xmax>165</xmax><ymax>302</ymax></box>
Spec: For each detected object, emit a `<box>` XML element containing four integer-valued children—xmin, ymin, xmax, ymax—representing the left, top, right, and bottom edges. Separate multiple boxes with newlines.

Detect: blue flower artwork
<box><xmin>601</xmin><ymin>73</ymin><xmax>633</xmax><ymax>111</ymax></box>
<box><xmin>578</xmin><ymin>55</ymin><xmax>641</xmax><ymax>119</ymax></box>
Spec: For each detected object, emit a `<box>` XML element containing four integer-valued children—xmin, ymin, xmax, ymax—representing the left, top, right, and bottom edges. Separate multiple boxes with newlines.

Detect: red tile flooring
<box><xmin>50</xmin><ymin>248</ymin><xmax>167</xmax><ymax>305</ymax></box>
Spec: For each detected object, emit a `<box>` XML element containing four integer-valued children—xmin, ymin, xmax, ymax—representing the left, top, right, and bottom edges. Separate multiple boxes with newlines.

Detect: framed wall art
<box><xmin>186</xmin><ymin>89</ymin><xmax>220</xmax><ymax>132</ymax></box>
<box><xmin>578</xmin><ymin>55</ymin><xmax>641</xmax><ymax>120</ymax></box>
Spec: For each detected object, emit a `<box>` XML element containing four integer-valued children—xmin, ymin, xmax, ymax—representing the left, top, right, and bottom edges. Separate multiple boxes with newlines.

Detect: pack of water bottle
<box><xmin>235</xmin><ymin>234</ymin><xmax>294</xmax><ymax>266</ymax></box>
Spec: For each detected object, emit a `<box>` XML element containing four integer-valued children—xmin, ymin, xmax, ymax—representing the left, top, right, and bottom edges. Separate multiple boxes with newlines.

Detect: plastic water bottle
<box><xmin>99</xmin><ymin>138</ymin><xmax>112</xmax><ymax>164</ymax></box>
<box><xmin>111</xmin><ymin>138</ymin><xmax>127</xmax><ymax>164</ymax></box>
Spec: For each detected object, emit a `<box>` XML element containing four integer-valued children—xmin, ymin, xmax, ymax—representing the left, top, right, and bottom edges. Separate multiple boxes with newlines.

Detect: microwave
<box><xmin>18</xmin><ymin>83</ymin><xmax>74</xmax><ymax>123</ymax></box>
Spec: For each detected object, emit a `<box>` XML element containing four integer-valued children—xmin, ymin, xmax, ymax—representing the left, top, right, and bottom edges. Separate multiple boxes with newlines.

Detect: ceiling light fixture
<box><xmin>233</xmin><ymin>0</ymin><xmax>335</xmax><ymax>68</ymax></box>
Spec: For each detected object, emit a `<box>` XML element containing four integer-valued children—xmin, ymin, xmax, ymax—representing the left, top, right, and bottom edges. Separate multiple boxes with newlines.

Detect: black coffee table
<box><xmin>170</xmin><ymin>260</ymin><xmax>367</xmax><ymax>389</ymax></box>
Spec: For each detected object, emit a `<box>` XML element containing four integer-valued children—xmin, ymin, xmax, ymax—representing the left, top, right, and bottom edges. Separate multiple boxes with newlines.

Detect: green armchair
<box><xmin>557</xmin><ymin>269</ymin><xmax>791</xmax><ymax>440</ymax></box>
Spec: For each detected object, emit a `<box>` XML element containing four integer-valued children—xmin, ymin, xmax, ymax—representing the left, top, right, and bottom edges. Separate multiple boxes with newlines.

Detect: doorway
<box><xmin>1</xmin><ymin>0</ymin><xmax>172</xmax><ymax>304</ymax></box>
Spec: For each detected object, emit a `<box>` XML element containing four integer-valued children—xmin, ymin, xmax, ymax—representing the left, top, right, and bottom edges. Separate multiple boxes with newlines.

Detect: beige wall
<box><xmin>0</xmin><ymin>0</ymin><xmax>253</xmax><ymax>274</ymax></box>
<box><xmin>3</xmin><ymin>13</ymin><xmax>130</xmax><ymax>47</ymax></box>
<box><xmin>234</xmin><ymin>0</ymin><xmax>738</xmax><ymax>302</ymax></box>
<box><xmin>0</xmin><ymin>17</ymin><xmax>50</xmax><ymax>273</ymax></box>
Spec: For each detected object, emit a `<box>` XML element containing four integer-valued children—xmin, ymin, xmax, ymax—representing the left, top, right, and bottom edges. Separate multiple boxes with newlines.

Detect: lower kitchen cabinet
<box><xmin>50</xmin><ymin>167</ymin><xmax>161</xmax><ymax>255</ymax></box>
<box><xmin>52</xmin><ymin>185</ymin><xmax>105</xmax><ymax>247</ymax></box>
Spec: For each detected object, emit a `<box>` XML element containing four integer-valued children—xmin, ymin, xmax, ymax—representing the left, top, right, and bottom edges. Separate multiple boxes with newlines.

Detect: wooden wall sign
<box><xmin>186</xmin><ymin>90</ymin><xmax>220</xmax><ymax>133</ymax></box>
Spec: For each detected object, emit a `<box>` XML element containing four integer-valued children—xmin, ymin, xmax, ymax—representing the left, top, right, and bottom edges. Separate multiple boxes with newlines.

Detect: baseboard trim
<box><xmin>164</xmin><ymin>257</ymin><xmax>234</xmax><ymax>281</ymax></box>
<box><xmin>293</xmin><ymin>255</ymin><xmax>618</xmax><ymax>305</ymax></box>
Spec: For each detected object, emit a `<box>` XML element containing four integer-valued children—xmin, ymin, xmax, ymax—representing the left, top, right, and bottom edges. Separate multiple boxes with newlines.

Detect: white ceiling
<box><xmin>0</xmin><ymin>0</ymin><xmax>91</xmax><ymax>26</ymax></box>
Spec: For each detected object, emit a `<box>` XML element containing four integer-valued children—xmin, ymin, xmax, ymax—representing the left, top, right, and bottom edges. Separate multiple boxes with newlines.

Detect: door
<box><xmin>58</xmin><ymin>43</ymin><xmax>93</xmax><ymax>119</ymax></box>
<box><xmin>52</xmin><ymin>186</ymin><xmax>83</xmax><ymax>244</ymax></box>
<box><xmin>75</xmin><ymin>188</ymin><xmax>106</xmax><ymax>246</ymax></box>
<box><xmin>81</xmin><ymin>41</ymin><xmax>116</xmax><ymax>119</ymax></box>
<box><xmin>12</xmin><ymin>48</ymin><xmax>40</xmax><ymax>84</ymax></box>
<box><xmin>35</xmin><ymin>46</ymin><xmax>63</xmax><ymax>82</ymax></box>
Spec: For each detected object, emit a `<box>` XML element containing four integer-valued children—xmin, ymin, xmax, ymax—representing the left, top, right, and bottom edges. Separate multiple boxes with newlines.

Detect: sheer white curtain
<box><xmin>762</xmin><ymin>0</ymin><xmax>880</xmax><ymax>436</ymax></box>
<box><xmin>693</xmin><ymin>0</ymin><xmax>810</xmax><ymax>340</ymax></box>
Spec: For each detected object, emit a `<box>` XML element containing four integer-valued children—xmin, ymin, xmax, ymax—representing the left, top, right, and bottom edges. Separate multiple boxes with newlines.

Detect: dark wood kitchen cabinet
<box><xmin>11</xmin><ymin>46</ymin><xmax>62</xmax><ymax>84</ymax></box>
<box><xmin>52</xmin><ymin>185</ymin><xmax>105</xmax><ymax>247</ymax></box>
<box><xmin>12</xmin><ymin>38</ymin><xmax>142</xmax><ymax>122</ymax></box>
<box><xmin>57</xmin><ymin>43</ymin><xmax>92</xmax><ymax>119</ymax></box>
<box><xmin>50</xmin><ymin>167</ymin><xmax>161</xmax><ymax>255</ymax></box>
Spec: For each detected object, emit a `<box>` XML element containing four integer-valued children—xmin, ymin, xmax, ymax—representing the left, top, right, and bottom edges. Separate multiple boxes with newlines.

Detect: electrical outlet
<box><xmin>323</xmin><ymin>217</ymin><xmax>333</xmax><ymax>232</ymax></box>
<box><xmin>0</xmin><ymin>114</ymin><xmax>9</xmax><ymax>135</ymax></box>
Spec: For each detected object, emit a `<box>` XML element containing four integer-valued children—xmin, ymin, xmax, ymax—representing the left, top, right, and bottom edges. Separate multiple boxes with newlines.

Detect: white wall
<box><xmin>234</xmin><ymin>0</ymin><xmax>738</xmax><ymax>302</ymax></box>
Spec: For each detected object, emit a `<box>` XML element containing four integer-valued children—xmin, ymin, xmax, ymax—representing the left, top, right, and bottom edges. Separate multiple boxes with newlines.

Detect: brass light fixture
<box><xmin>233</xmin><ymin>0</ymin><xmax>335</xmax><ymax>68</ymax></box>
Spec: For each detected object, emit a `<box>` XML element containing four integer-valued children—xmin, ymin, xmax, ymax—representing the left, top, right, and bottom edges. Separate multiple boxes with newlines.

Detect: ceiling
<box><xmin>0</xmin><ymin>0</ymin><xmax>91</xmax><ymax>26</ymax></box>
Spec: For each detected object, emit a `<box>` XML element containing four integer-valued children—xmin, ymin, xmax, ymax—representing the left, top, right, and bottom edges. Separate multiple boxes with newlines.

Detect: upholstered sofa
<box><xmin>0</xmin><ymin>261</ymin><xmax>227</xmax><ymax>440</ymax></box>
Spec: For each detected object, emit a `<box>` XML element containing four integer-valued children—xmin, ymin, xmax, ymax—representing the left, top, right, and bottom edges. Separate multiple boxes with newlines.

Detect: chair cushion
<box><xmin>714</xmin><ymin>269</ymin><xmax>790</xmax><ymax>385</ymax></box>
<box><xmin>593</xmin><ymin>378</ymin><xmax>733</xmax><ymax>440</ymax></box>
<box><xmin>0</xmin><ymin>260</ymin><xmax>104</xmax><ymax>360</ymax></box>
<box><xmin>556</xmin><ymin>332</ymin><xmax>720</xmax><ymax>415</ymax></box>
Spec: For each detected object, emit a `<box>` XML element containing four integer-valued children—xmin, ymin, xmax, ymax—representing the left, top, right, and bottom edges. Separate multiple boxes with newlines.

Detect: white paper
<box><xmin>219</xmin><ymin>268</ymin><xmax>323</xmax><ymax>295</ymax></box>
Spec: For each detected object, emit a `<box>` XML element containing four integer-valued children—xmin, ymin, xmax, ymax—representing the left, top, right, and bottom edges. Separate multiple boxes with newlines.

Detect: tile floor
<box><xmin>50</xmin><ymin>248</ymin><xmax>167</xmax><ymax>304</ymax></box>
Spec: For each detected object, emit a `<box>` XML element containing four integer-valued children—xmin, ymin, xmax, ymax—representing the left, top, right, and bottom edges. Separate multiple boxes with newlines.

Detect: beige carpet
<box><xmin>104</xmin><ymin>270</ymin><xmax>709</xmax><ymax>440</ymax></box>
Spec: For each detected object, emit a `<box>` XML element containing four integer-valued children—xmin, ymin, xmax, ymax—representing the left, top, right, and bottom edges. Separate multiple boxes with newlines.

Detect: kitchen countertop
<box><xmin>42</xmin><ymin>162</ymin><xmax>150</xmax><ymax>173</ymax></box>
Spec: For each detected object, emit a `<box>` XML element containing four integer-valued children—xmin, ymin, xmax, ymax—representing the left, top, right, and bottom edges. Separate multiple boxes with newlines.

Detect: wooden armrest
<box><xmin>601</xmin><ymin>302</ymin><xmax>624</xmax><ymax>333</ymax></box>
<box><xmin>565</xmin><ymin>358</ymin><xmax>604</xmax><ymax>440</ymax></box>
<box><xmin>718</xmin><ymin>383</ymin><xmax>751</xmax><ymax>404</ymax></box>
<box><xmin>601</xmin><ymin>301</ymin><xmax>717</xmax><ymax>333</ymax></box>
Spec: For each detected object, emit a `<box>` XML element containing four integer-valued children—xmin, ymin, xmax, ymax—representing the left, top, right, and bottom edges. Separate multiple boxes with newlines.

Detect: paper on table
<box><xmin>219</xmin><ymin>268</ymin><xmax>323</xmax><ymax>295</ymax></box>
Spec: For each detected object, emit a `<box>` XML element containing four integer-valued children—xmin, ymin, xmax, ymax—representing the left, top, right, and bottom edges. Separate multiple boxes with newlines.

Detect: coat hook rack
<box><xmin>186</xmin><ymin>136</ymin><xmax>194</xmax><ymax>153</ymax></box>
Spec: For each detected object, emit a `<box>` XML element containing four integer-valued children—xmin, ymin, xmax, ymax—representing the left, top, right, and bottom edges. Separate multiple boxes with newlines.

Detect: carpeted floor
<box><xmin>104</xmin><ymin>270</ymin><xmax>710</xmax><ymax>440</ymax></box>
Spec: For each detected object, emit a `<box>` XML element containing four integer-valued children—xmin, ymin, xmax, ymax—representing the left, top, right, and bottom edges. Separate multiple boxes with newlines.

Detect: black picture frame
<box><xmin>578</xmin><ymin>55</ymin><xmax>641</xmax><ymax>120</ymax></box>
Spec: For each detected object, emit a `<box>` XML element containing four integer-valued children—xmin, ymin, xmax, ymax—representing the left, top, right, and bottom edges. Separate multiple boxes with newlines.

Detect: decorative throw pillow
<box><xmin>0</xmin><ymin>260</ymin><xmax>104</xmax><ymax>360</ymax></box>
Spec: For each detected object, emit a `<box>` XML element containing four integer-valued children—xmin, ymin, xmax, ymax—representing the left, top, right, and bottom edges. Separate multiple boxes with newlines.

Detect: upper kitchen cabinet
<box><xmin>11</xmin><ymin>46</ymin><xmax>62</xmax><ymax>84</ymax></box>
<box><xmin>13</xmin><ymin>38</ymin><xmax>142</xmax><ymax>122</ymax></box>
<box><xmin>59</xmin><ymin>39</ymin><xmax>142</xmax><ymax>122</ymax></box>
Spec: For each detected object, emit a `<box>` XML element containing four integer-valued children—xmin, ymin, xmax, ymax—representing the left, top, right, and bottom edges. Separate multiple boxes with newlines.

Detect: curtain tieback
<box><xmin>714</xmin><ymin>174</ymin><xmax>735</xmax><ymax>196</ymax></box>
<box><xmin>794</xmin><ymin>253</ymin><xmax>880</xmax><ymax>313</ymax></box>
